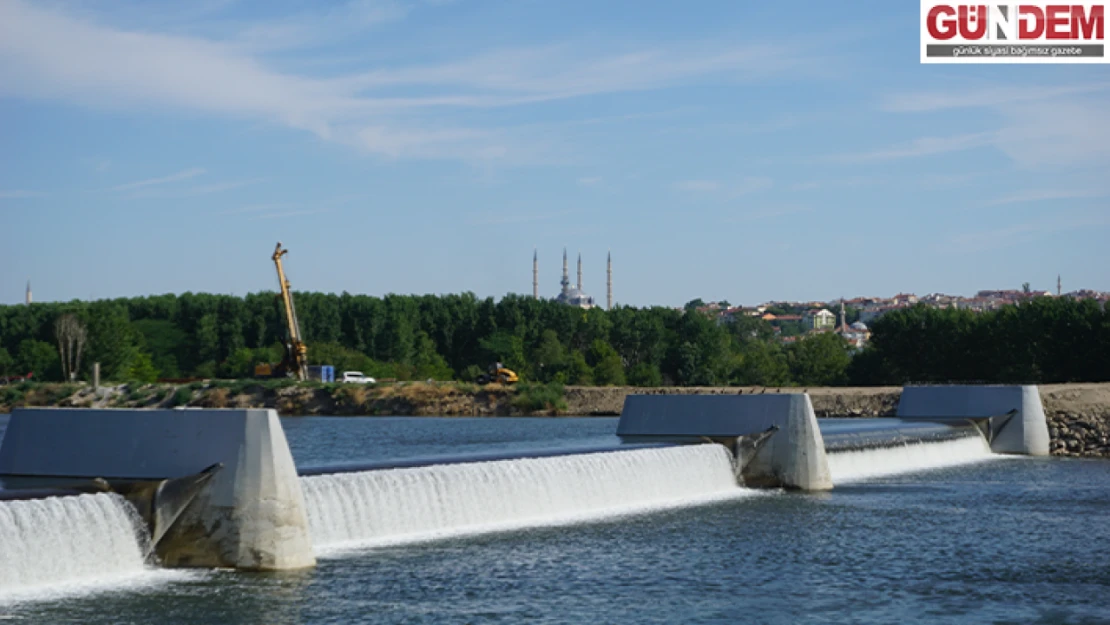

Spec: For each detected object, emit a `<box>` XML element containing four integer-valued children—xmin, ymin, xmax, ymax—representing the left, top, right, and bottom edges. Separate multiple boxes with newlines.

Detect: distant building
<box><xmin>25</xmin><ymin>280</ymin><xmax>31</xmax><ymax>305</ymax></box>
<box><xmin>892</xmin><ymin>293</ymin><xmax>918</xmax><ymax>305</ymax></box>
<box><xmin>554</xmin><ymin>249</ymin><xmax>595</xmax><ymax>309</ymax></box>
<box><xmin>833</xmin><ymin>301</ymin><xmax>870</xmax><ymax>349</ymax></box>
<box><xmin>839</xmin><ymin>321</ymin><xmax>871</xmax><ymax>350</ymax></box>
<box><xmin>534</xmin><ymin>249</ymin><xmax>611</xmax><ymax>309</ymax></box>
<box><xmin>805</xmin><ymin>309</ymin><xmax>836</xmax><ymax>331</ymax></box>
<box><xmin>607</xmin><ymin>251</ymin><xmax>612</xmax><ymax>311</ymax></box>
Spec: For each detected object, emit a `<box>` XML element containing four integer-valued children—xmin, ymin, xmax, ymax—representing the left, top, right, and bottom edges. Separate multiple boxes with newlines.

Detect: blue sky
<box><xmin>1</xmin><ymin>0</ymin><xmax>1107</xmax><ymax>307</ymax></box>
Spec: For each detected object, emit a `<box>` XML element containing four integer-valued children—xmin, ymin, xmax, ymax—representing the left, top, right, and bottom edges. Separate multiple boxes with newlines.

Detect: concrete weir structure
<box><xmin>896</xmin><ymin>385</ymin><xmax>1050</xmax><ymax>456</ymax></box>
<box><xmin>0</xmin><ymin>407</ymin><xmax>315</xmax><ymax>571</ymax></box>
<box><xmin>617</xmin><ymin>394</ymin><xmax>833</xmax><ymax>491</ymax></box>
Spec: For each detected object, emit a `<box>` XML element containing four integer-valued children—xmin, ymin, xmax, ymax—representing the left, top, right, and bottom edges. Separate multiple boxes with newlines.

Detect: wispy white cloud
<box><xmin>252</xmin><ymin>208</ymin><xmax>331</xmax><ymax>220</ymax></box>
<box><xmin>729</xmin><ymin>176</ymin><xmax>773</xmax><ymax>196</ymax></box>
<box><xmin>189</xmin><ymin>178</ymin><xmax>265</xmax><ymax>194</ymax></box>
<box><xmin>0</xmin><ymin>0</ymin><xmax>808</xmax><ymax>162</ymax></box>
<box><xmin>983</xmin><ymin>188</ymin><xmax>1109</xmax><ymax>207</ymax></box>
<box><xmin>577</xmin><ymin>176</ymin><xmax>603</xmax><ymax>187</ymax></box>
<box><xmin>674</xmin><ymin>180</ymin><xmax>721</xmax><ymax>192</ymax></box>
<box><xmin>234</xmin><ymin>0</ymin><xmax>408</xmax><ymax>52</ymax></box>
<box><xmin>125</xmin><ymin>177</ymin><xmax>266</xmax><ymax>199</ymax></box>
<box><xmin>81</xmin><ymin>157</ymin><xmax>112</xmax><ymax>172</ymax></box>
<box><xmin>674</xmin><ymin>176</ymin><xmax>772</xmax><ymax>195</ymax></box>
<box><xmin>337</xmin><ymin>42</ymin><xmax>803</xmax><ymax>108</ymax></box>
<box><xmin>880</xmin><ymin>82</ymin><xmax>1110</xmax><ymax>113</ymax></box>
<box><xmin>726</xmin><ymin>204</ymin><xmax>810</xmax><ymax>222</ymax></box>
<box><xmin>791</xmin><ymin>172</ymin><xmax>979</xmax><ymax>192</ymax></box>
<box><xmin>467</xmin><ymin>208</ymin><xmax>579</xmax><ymax>226</ymax></box>
<box><xmin>705</xmin><ymin>114</ymin><xmax>810</xmax><ymax>135</ymax></box>
<box><xmin>945</xmin><ymin>212</ymin><xmax>1110</xmax><ymax>251</ymax></box>
<box><xmin>223</xmin><ymin>202</ymin><xmax>295</xmax><ymax>215</ymax></box>
<box><xmin>878</xmin><ymin>83</ymin><xmax>1110</xmax><ymax>170</ymax></box>
<box><xmin>0</xmin><ymin>189</ymin><xmax>45</xmax><ymax>199</ymax></box>
<box><xmin>992</xmin><ymin>99</ymin><xmax>1110</xmax><ymax>169</ymax></box>
<box><xmin>109</xmin><ymin>167</ymin><xmax>206</xmax><ymax>191</ymax></box>
<box><xmin>223</xmin><ymin>201</ymin><xmax>345</xmax><ymax>219</ymax></box>
<box><xmin>352</xmin><ymin>126</ymin><xmax>502</xmax><ymax>160</ymax></box>
<box><xmin>916</xmin><ymin>172</ymin><xmax>983</xmax><ymax>189</ymax></box>
<box><xmin>828</xmin><ymin>132</ymin><xmax>995</xmax><ymax>162</ymax></box>
<box><xmin>789</xmin><ymin>176</ymin><xmax>880</xmax><ymax>191</ymax></box>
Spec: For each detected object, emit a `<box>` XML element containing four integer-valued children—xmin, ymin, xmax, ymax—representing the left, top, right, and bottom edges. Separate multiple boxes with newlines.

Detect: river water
<box><xmin>1</xmin><ymin>415</ymin><xmax>1109</xmax><ymax>624</ymax></box>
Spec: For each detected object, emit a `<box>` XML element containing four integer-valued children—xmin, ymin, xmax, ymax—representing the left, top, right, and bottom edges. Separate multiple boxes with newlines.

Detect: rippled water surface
<box><xmin>1</xmin><ymin>415</ymin><xmax>1108</xmax><ymax>624</ymax></box>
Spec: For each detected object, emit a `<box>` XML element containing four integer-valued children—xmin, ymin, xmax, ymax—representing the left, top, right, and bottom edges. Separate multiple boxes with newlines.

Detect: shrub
<box><xmin>262</xmin><ymin>378</ymin><xmax>298</xmax><ymax>391</ymax></box>
<box><xmin>511</xmin><ymin>382</ymin><xmax>567</xmax><ymax>413</ymax></box>
<box><xmin>126</xmin><ymin>385</ymin><xmax>149</xmax><ymax>402</ymax></box>
<box><xmin>0</xmin><ymin>382</ymin><xmax>31</xmax><ymax>406</ymax></box>
<box><xmin>461</xmin><ymin>365</ymin><xmax>485</xmax><ymax>383</ymax></box>
<box><xmin>170</xmin><ymin>387</ymin><xmax>193</xmax><ymax>407</ymax></box>
<box><xmin>46</xmin><ymin>384</ymin><xmax>78</xmax><ymax>404</ymax></box>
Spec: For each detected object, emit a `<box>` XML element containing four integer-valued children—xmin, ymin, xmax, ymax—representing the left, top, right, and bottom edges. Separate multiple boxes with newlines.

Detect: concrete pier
<box><xmin>617</xmin><ymin>394</ymin><xmax>833</xmax><ymax>491</ymax></box>
<box><xmin>0</xmin><ymin>407</ymin><xmax>316</xmax><ymax>571</ymax></box>
<box><xmin>896</xmin><ymin>385</ymin><xmax>1050</xmax><ymax>456</ymax></box>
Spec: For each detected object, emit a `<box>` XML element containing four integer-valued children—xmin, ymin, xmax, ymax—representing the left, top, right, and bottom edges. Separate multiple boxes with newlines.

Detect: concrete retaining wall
<box><xmin>896</xmin><ymin>385</ymin><xmax>1050</xmax><ymax>456</ymax></box>
<box><xmin>0</xmin><ymin>407</ymin><xmax>316</xmax><ymax>571</ymax></box>
<box><xmin>618</xmin><ymin>394</ymin><xmax>832</xmax><ymax>491</ymax></box>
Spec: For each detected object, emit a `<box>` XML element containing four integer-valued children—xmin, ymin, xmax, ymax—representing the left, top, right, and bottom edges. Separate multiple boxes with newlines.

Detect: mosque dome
<box><xmin>556</xmin><ymin>287</ymin><xmax>595</xmax><ymax>309</ymax></box>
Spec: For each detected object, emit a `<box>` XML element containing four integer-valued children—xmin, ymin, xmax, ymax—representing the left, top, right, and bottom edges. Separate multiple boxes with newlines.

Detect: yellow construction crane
<box><xmin>261</xmin><ymin>242</ymin><xmax>308</xmax><ymax>381</ymax></box>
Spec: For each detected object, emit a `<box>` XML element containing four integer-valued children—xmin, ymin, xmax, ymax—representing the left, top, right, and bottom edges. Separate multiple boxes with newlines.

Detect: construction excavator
<box><xmin>254</xmin><ymin>242</ymin><xmax>309</xmax><ymax>381</ymax></box>
<box><xmin>476</xmin><ymin>362</ymin><xmax>519</xmax><ymax>385</ymax></box>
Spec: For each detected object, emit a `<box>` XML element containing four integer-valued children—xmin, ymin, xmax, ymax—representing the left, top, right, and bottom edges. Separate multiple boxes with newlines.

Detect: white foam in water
<box><xmin>303</xmin><ymin>445</ymin><xmax>751</xmax><ymax>555</ymax></box>
<box><xmin>0</xmin><ymin>493</ymin><xmax>194</xmax><ymax>605</ymax></box>
<box><xmin>827</xmin><ymin>434</ymin><xmax>999</xmax><ymax>484</ymax></box>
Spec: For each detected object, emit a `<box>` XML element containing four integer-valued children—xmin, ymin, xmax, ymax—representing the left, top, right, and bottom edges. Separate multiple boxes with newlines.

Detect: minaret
<box><xmin>25</xmin><ymin>280</ymin><xmax>32</xmax><ymax>305</ymax></box>
<box><xmin>607</xmin><ymin>251</ymin><xmax>612</xmax><ymax>311</ymax></box>
<box><xmin>577</xmin><ymin>253</ymin><xmax>583</xmax><ymax>291</ymax></box>
<box><xmin>839</xmin><ymin>299</ymin><xmax>846</xmax><ymax>330</ymax></box>
<box><xmin>1057</xmin><ymin>274</ymin><xmax>1062</xmax><ymax>297</ymax></box>
<box><xmin>533</xmin><ymin>249</ymin><xmax>539</xmax><ymax>299</ymax></box>
<box><xmin>561</xmin><ymin>248</ymin><xmax>570</xmax><ymax>294</ymax></box>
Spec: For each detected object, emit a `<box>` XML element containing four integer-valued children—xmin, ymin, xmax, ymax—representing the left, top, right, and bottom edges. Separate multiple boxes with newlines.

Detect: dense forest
<box><xmin>0</xmin><ymin>293</ymin><xmax>1106</xmax><ymax>387</ymax></box>
<box><xmin>851</xmin><ymin>296</ymin><xmax>1110</xmax><ymax>385</ymax></box>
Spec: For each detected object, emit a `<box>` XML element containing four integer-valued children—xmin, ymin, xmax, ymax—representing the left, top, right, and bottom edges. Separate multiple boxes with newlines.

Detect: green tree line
<box><xmin>0</xmin><ymin>292</ymin><xmax>1106</xmax><ymax>386</ymax></box>
<box><xmin>0</xmin><ymin>292</ymin><xmax>851</xmax><ymax>386</ymax></box>
<box><xmin>849</xmin><ymin>296</ymin><xmax>1110</xmax><ymax>384</ymax></box>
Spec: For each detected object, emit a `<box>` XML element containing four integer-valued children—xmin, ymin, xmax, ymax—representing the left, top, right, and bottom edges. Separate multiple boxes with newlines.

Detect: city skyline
<box><xmin>1</xmin><ymin>0</ymin><xmax>1107</xmax><ymax>307</ymax></box>
<box><xmin>9</xmin><ymin>272</ymin><xmax>1102</xmax><ymax>311</ymax></box>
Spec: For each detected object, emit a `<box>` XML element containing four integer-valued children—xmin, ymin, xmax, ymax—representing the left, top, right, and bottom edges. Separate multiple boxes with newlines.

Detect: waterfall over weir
<box><xmin>0</xmin><ymin>493</ymin><xmax>154</xmax><ymax>603</ymax></box>
<box><xmin>303</xmin><ymin>444</ymin><xmax>746</xmax><ymax>554</ymax></box>
<box><xmin>827</xmin><ymin>434</ymin><xmax>997</xmax><ymax>484</ymax></box>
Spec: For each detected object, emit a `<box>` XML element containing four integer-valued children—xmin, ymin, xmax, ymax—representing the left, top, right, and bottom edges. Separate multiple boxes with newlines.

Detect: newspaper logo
<box><xmin>921</xmin><ymin>2</ymin><xmax>1106</xmax><ymax>63</ymax></box>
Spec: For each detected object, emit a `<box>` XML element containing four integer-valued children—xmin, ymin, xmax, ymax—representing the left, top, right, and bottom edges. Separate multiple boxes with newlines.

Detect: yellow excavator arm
<box><xmin>272</xmin><ymin>242</ymin><xmax>309</xmax><ymax>381</ymax></box>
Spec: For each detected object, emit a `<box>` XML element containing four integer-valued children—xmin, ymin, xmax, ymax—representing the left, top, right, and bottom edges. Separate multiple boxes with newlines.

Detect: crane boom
<box><xmin>272</xmin><ymin>242</ymin><xmax>308</xmax><ymax>381</ymax></box>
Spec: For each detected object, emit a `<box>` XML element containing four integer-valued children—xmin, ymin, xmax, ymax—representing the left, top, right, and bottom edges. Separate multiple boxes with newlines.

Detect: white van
<box><xmin>340</xmin><ymin>371</ymin><xmax>376</xmax><ymax>384</ymax></box>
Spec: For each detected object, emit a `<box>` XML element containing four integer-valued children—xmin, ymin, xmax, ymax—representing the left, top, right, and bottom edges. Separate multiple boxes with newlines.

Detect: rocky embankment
<box><xmin>0</xmin><ymin>381</ymin><xmax>526</xmax><ymax>417</ymax></box>
<box><xmin>1041</xmin><ymin>385</ymin><xmax>1110</xmax><ymax>458</ymax></box>
<box><xmin>2</xmin><ymin>381</ymin><xmax>1108</xmax><ymax>458</ymax></box>
<box><xmin>563</xmin><ymin>385</ymin><xmax>903</xmax><ymax>417</ymax></box>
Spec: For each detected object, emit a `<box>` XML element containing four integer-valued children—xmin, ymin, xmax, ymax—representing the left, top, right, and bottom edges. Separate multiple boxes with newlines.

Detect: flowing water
<box><xmin>304</xmin><ymin>444</ymin><xmax>748</xmax><ymax>554</ymax></box>
<box><xmin>1</xmin><ymin>415</ymin><xmax>1108</xmax><ymax>624</ymax></box>
<box><xmin>0</xmin><ymin>493</ymin><xmax>189</xmax><ymax>606</ymax></box>
<box><xmin>826</xmin><ymin>433</ymin><xmax>999</xmax><ymax>484</ymax></box>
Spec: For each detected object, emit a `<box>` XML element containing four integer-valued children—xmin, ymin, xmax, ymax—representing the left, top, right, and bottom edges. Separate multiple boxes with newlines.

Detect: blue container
<box><xmin>307</xmin><ymin>365</ymin><xmax>335</xmax><ymax>382</ymax></box>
